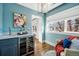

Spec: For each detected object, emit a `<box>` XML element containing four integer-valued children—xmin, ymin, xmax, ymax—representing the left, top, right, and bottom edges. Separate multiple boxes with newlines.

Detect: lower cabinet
<box><xmin>0</xmin><ymin>45</ymin><xmax>17</xmax><ymax>56</ymax></box>
<box><xmin>0</xmin><ymin>38</ymin><xmax>18</xmax><ymax>56</ymax></box>
<box><xmin>27</xmin><ymin>36</ymin><xmax>34</xmax><ymax>54</ymax></box>
<box><xmin>19</xmin><ymin>36</ymin><xmax>34</xmax><ymax>56</ymax></box>
<box><xmin>0</xmin><ymin>35</ymin><xmax>34</xmax><ymax>56</ymax></box>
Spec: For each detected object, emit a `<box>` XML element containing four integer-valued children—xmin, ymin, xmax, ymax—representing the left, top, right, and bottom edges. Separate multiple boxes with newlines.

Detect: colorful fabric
<box><xmin>63</xmin><ymin>38</ymin><xmax>72</xmax><ymax>48</ymax></box>
<box><xmin>55</xmin><ymin>40</ymin><xmax>64</xmax><ymax>56</ymax></box>
<box><xmin>55</xmin><ymin>36</ymin><xmax>77</xmax><ymax>56</ymax></box>
<box><xmin>67</xmin><ymin>36</ymin><xmax>76</xmax><ymax>40</ymax></box>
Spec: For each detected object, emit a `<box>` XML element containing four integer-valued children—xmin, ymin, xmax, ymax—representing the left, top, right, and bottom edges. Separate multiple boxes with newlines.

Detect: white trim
<box><xmin>32</xmin><ymin>15</ymin><xmax>43</xmax><ymax>43</ymax></box>
<box><xmin>48</xmin><ymin>3</ymin><xmax>63</xmax><ymax>12</ymax></box>
<box><xmin>45</xmin><ymin>40</ymin><xmax>56</xmax><ymax>46</ymax></box>
<box><xmin>45</xmin><ymin>32</ymin><xmax>79</xmax><ymax>36</ymax></box>
<box><xmin>43</xmin><ymin>3</ymin><xmax>63</xmax><ymax>13</ymax></box>
<box><xmin>18</xmin><ymin>3</ymin><xmax>63</xmax><ymax>13</ymax></box>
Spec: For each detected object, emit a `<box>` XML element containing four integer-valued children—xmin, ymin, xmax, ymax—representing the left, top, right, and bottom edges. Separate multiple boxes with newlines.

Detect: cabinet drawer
<box><xmin>0</xmin><ymin>38</ymin><xmax>18</xmax><ymax>46</ymax></box>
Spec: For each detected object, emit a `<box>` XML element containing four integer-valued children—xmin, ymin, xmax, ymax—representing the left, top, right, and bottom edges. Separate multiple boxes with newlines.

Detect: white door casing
<box><xmin>32</xmin><ymin>15</ymin><xmax>42</xmax><ymax>43</ymax></box>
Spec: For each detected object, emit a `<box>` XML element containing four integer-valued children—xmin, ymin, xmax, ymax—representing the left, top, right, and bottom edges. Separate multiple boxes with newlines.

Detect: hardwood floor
<box><xmin>34</xmin><ymin>38</ymin><xmax>43</xmax><ymax>56</ymax></box>
<box><xmin>34</xmin><ymin>38</ymin><xmax>54</xmax><ymax>56</ymax></box>
<box><xmin>42</xmin><ymin>42</ymin><xmax>55</xmax><ymax>53</ymax></box>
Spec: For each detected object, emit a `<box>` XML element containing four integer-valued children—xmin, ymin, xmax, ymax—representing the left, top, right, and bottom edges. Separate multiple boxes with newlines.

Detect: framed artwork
<box><xmin>55</xmin><ymin>20</ymin><xmax>64</xmax><ymax>32</ymax></box>
<box><xmin>13</xmin><ymin>13</ymin><xmax>27</xmax><ymax>28</ymax></box>
<box><xmin>48</xmin><ymin>20</ymin><xmax>65</xmax><ymax>32</ymax></box>
<box><xmin>49</xmin><ymin>23</ymin><xmax>54</xmax><ymax>31</ymax></box>
<box><xmin>67</xmin><ymin>17</ymin><xmax>79</xmax><ymax>32</ymax></box>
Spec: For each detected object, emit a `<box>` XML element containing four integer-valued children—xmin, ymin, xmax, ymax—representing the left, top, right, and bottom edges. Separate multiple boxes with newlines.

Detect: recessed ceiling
<box><xmin>18</xmin><ymin>3</ymin><xmax>63</xmax><ymax>13</ymax></box>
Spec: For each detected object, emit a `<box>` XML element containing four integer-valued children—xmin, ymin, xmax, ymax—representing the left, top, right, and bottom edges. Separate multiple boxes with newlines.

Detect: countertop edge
<box><xmin>0</xmin><ymin>34</ymin><xmax>34</xmax><ymax>40</ymax></box>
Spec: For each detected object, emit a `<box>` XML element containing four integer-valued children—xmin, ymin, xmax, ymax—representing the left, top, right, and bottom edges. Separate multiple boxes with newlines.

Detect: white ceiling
<box><xmin>18</xmin><ymin>3</ymin><xmax>63</xmax><ymax>13</ymax></box>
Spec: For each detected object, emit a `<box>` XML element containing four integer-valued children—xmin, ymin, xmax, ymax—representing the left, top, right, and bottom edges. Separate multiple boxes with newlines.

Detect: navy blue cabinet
<box><xmin>0</xmin><ymin>38</ymin><xmax>18</xmax><ymax>56</ymax></box>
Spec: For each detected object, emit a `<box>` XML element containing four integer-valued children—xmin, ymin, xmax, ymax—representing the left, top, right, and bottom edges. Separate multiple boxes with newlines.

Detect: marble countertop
<box><xmin>0</xmin><ymin>33</ymin><xmax>34</xmax><ymax>40</ymax></box>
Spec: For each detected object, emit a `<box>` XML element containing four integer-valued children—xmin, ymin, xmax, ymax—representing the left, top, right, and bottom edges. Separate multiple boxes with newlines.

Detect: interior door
<box><xmin>32</xmin><ymin>15</ymin><xmax>42</xmax><ymax>42</ymax></box>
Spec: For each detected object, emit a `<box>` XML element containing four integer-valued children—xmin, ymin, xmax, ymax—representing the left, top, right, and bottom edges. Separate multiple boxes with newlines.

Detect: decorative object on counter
<box><xmin>17</xmin><ymin>31</ymin><xmax>28</xmax><ymax>35</ymax></box>
<box><xmin>8</xmin><ymin>27</ymin><xmax>11</xmax><ymax>35</ymax></box>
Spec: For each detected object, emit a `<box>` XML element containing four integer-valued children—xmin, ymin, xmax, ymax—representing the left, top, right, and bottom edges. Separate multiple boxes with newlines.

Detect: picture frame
<box><xmin>13</xmin><ymin>12</ymin><xmax>27</xmax><ymax>28</ymax></box>
<box><xmin>67</xmin><ymin>16</ymin><xmax>79</xmax><ymax>32</ymax></box>
<box><xmin>47</xmin><ymin>20</ymin><xmax>65</xmax><ymax>32</ymax></box>
<box><xmin>46</xmin><ymin>15</ymin><xmax>79</xmax><ymax>33</ymax></box>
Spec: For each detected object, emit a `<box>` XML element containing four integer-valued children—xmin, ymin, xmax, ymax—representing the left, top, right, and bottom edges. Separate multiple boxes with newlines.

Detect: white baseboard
<box><xmin>45</xmin><ymin>40</ymin><xmax>56</xmax><ymax>46</ymax></box>
<box><xmin>35</xmin><ymin>37</ymin><xmax>44</xmax><ymax>43</ymax></box>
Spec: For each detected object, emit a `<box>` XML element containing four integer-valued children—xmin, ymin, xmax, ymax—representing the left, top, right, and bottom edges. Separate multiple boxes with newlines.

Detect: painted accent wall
<box><xmin>0</xmin><ymin>3</ymin><xmax>3</xmax><ymax>34</ymax></box>
<box><xmin>2</xmin><ymin>3</ymin><xmax>43</xmax><ymax>34</ymax></box>
<box><xmin>0</xmin><ymin>3</ymin><xmax>44</xmax><ymax>43</ymax></box>
<box><xmin>42</xmin><ymin>13</ymin><xmax>46</xmax><ymax>42</ymax></box>
<box><xmin>0</xmin><ymin>3</ymin><xmax>79</xmax><ymax>45</ymax></box>
<box><xmin>45</xmin><ymin>3</ymin><xmax>79</xmax><ymax>46</ymax></box>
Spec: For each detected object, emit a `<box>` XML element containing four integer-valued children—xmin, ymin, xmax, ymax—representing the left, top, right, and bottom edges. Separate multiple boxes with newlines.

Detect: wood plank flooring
<box><xmin>34</xmin><ymin>38</ymin><xmax>54</xmax><ymax>56</ymax></box>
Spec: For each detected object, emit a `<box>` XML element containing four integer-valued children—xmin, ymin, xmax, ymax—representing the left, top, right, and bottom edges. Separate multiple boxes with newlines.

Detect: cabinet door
<box><xmin>0</xmin><ymin>45</ymin><xmax>17</xmax><ymax>56</ymax></box>
<box><xmin>19</xmin><ymin>37</ymin><xmax>27</xmax><ymax>56</ymax></box>
<box><xmin>27</xmin><ymin>36</ymin><xmax>34</xmax><ymax>52</ymax></box>
<box><xmin>0</xmin><ymin>38</ymin><xmax>18</xmax><ymax>56</ymax></box>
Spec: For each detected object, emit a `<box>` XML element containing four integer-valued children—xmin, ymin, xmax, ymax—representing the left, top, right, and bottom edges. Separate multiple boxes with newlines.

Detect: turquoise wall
<box><xmin>42</xmin><ymin>13</ymin><xmax>46</xmax><ymax>42</ymax></box>
<box><xmin>0</xmin><ymin>3</ymin><xmax>44</xmax><ymax>43</ymax></box>
<box><xmin>0</xmin><ymin>3</ymin><xmax>79</xmax><ymax>44</ymax></box>
<box><xmin>0</xmin><ymin>4</ymin><xmax>3</xmax><ymax>33</ymax></box>
<box><xmin>45</xmin><ymin>3</ymin><xmax>79</xmax><ymax>45</ymax></box>
<box><xmin>45</xmin><ymin>33</ymin><xmax>68</xmax><ymax>45</ymax></box>
<box><xmin>2</xmin><ymin>3</ymin><xmax>43</xmax><ymax>33</ymax></box>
